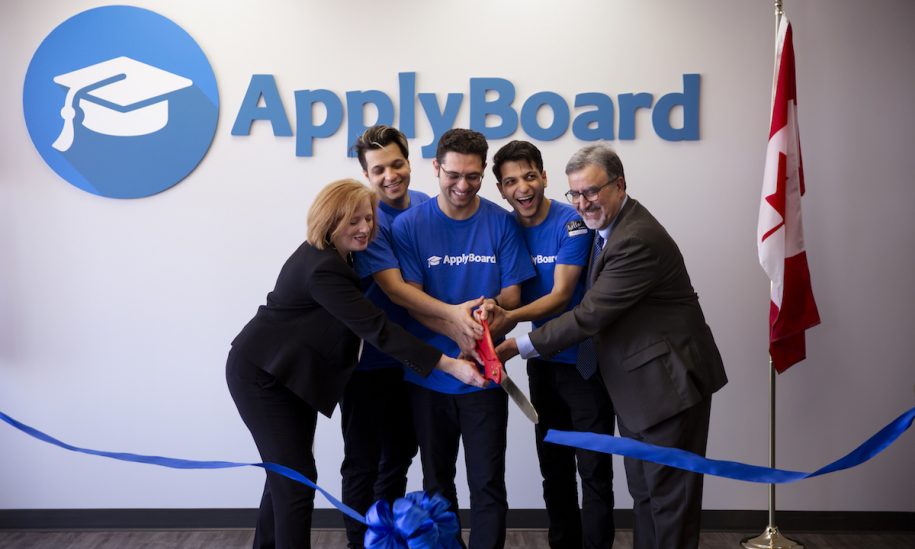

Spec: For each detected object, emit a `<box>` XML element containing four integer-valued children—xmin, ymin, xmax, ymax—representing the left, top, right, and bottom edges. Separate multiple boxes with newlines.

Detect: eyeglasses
<box><xmin>439</xmin><ymin>168</ymin><xmax>483</xmax><ymax>185</ymax></box>
<box><xmin>564</xmin><ymin>177</ymin><xmax>621</xmax><ymax>203</ymax></box>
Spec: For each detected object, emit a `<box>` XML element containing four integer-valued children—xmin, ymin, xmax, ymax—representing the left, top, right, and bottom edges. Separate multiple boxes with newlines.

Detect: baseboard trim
<box><xmin>1</xmin><ymin>508</ymin><xmax>912</xmax><ymax>532</ymax></box>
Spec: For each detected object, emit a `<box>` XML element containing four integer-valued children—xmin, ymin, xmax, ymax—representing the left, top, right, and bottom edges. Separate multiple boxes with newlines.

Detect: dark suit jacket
<box><xmin>231</xmin><ymin>241</ymin><xmax>441</xmax><ymax>417</ymax></box>
<box><xmin>530</xmin><ymin>198</ymin><xmax>727</xmax><ymax>433</ymax></box>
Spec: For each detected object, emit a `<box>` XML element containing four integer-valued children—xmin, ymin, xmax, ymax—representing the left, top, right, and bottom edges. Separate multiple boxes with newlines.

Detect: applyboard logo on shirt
<box><xmin>23</xmin><ymin>6</ymin><xmax>219</xmax><ymax>199</ymax></box>
<box><xmin>427</xmin><ymin>253</ymin><xmax>497</xmax><ymax>267</ymax></box>
<box><xmin>532</xmin><ymin>255</ymin><xmax>557</xmax><ymax>264</ymax></box>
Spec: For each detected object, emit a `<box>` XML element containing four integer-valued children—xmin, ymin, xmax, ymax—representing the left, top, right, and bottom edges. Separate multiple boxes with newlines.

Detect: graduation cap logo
<box><xmin>52</xmin><ymin>56</ymin><xmax>194</xmax><ymax>152</ymax></box>
<box><xmin>24</xmin><ymin>5</ymin><xmax>219</xmax><ymax>198</ymax></box>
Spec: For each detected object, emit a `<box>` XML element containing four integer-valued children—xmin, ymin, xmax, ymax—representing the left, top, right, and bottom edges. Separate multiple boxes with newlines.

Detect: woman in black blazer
<box><xmin>226</xmin><ymin>179</ymin><xmax>485</xmax><ymax>549</ymax></box>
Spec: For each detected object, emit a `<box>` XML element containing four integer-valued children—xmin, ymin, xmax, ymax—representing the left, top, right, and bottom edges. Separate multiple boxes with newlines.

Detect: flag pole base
<box><xmin>740</xmin><ymin>526</ymin><xmax>804</xmax><ymax>548</ymax></box>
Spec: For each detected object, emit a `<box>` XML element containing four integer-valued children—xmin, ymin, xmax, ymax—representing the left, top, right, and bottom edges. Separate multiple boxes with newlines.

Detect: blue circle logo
<box><xmin>23</xmin><ymin>6</ymin><xmax>219</xmax><ymax>199</ymax></box>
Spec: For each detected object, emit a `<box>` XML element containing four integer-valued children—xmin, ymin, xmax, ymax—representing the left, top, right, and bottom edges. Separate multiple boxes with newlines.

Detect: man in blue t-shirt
<box><xmin>344</xmin><ymin>125</ymin><xmax>485</xmax><ymax>549</ymax></box>
<box><xmin>485</xmin><ymin>140</ymin><xmax>616</xmax><ymax>549</ymax></box>
<box><xmin>392</xmin><ymin>129</ymin><xmax>535</xmax><ymax>549</ymax></box>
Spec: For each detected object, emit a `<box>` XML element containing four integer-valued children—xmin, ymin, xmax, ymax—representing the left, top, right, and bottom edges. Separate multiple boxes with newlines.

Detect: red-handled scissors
<box><xmin>474</xmin><ymin>317</ymin><xmax>539</xmax><ymax>424</ymax></box>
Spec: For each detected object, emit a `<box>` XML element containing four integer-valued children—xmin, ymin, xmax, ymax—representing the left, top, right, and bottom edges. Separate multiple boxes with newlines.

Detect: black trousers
<box><xmin>410</xmin><ymin>384</ymin><xmax>509</xmax><ymax>549</ymax></box>
<box><xmin>339</xmin><ymin>367</ymin><xmax>417</xmax><ymax>548</ymax></box>
<box><xmin>226</xmin><ymin>347</ymin><xmax>318</xmax><ymax>549</ymax></box>
<box><xmin>528</xmin><ymin>358</ymin><xmax>616</xmax><ymax>549</ymax></box>
<box><xmin>618</xmin><ymin>396</ymin><xmax>712</xmax><ymax>549</ymax></box>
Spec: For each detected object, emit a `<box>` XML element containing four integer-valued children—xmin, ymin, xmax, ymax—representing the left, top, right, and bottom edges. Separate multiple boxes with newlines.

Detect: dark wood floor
<box><xmin>1</xmin><ymin>529</ymin><xmax>914</xmax><ymax>548</ymax></box>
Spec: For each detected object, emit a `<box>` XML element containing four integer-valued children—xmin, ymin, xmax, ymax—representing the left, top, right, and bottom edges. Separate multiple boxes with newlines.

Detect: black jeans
<box><xmin>339</xmin><ymin>367</ymin><xmax>417</xmax><ymax>548</ymax></box>
<box><xmin>528</xmin><ymin>358</ymin><xmax>616</xmax><ymax>549</ymax></box>
<box><xmin>226</xmin><ymin>347</ymin><xmax>318</xmax><ymax>549</ymax></box>
<box><xmin>410</xmin><ymin>384</ymin><xmax>509</xmax><ymax>549</ymax></box>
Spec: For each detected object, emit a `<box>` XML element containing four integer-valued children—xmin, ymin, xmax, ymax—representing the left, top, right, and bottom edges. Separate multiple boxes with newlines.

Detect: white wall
<box><xmin>2</xmin><ymin>0</ymin><xmax>913</xmax><ymax>513</ymax></box>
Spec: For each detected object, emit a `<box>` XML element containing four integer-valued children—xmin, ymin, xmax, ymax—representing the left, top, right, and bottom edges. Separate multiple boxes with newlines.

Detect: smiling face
<box><xmin>331</xmin><ymin>197</ymin><xmax>374</xmax><ymax>256</ymax></box>
<box><xmin>497</xmin><ymin>160</ymin><xmax>550</xmax><ymax>227</ymax></box>
<box><xmin>568</xmin><ymin>163</ymin><xmax>626</xmax><ymax>230</ymax></box>
<box><xmin>433</xmin><ymin>151</ymin><xmax>485</xmax><ymax>219</ymax></box>
<box><xmin>363</xmin><ymin>142</ymin><xmax>411</xmax><ymax>209</ymax></box>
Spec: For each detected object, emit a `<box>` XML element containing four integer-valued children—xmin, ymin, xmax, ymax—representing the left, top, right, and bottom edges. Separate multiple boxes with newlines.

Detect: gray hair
<box><xmin>565</xmin><ymin>144</ymin><xmax>626</xmax><ymax>189</ymax></box>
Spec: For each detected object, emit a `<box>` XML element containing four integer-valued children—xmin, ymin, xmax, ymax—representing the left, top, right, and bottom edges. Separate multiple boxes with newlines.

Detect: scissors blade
<box><xmin>500</xmin><ymin>373</ymin><xmax>539</xmax><ymax>424</ymax></box>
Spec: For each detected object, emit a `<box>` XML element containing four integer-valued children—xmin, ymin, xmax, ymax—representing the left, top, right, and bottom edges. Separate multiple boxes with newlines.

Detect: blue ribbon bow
<box><xmin>365</xmin><ymin>491</ymin><xmax>461</xmax><ymax>549</ymax></box>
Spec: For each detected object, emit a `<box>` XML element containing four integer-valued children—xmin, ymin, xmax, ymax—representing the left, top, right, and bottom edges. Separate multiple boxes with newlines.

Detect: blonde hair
<box><xmin>307</xmin><ymin>179</ymin><xmax>379</xmax><ymax>250</ymax></box>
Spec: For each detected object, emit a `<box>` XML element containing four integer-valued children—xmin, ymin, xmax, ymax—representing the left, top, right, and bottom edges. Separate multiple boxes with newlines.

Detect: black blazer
<box><xmin>231</xmin><ymin>241</ymin><xmax>442</xmax><ymax>417</ymax></box>
<box><xmin>530</xmin><ymin>198</ymin><xmax>728</xmax><ymax>433</ymax></box>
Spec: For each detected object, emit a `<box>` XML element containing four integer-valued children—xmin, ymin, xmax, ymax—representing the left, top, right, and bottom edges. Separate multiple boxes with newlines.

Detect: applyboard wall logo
<box><xmin>23</xmin><ymin>6</ymin><xmax>218</xmax><ymax>199</ymax></box>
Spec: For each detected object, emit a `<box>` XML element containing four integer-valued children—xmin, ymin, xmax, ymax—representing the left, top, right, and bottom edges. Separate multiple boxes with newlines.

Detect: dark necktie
<box><xmin>576</xmin><ymin>233</ymin><xmax>604</xmax><ymax>379</ymax></box>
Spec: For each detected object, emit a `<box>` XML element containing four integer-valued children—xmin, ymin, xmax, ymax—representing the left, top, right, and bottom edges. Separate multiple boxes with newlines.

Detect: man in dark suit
<box><xmin>496</xmin><ymin>144</ymin><xmax>728</xmax><ymax>549</ymax></box>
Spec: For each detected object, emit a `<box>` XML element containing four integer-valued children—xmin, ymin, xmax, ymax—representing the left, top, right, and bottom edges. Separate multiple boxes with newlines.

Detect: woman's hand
<box><xmin>436</xmin><ymin>355</ymin><xmax>487</xmax><ymax>388</ymax></box>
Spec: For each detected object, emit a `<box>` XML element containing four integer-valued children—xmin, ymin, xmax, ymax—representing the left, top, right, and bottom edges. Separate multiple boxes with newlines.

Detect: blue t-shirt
<box><xmin>353</xmin><ymin>189</ymin><xmax>430</xmax><ymax>371</ymax></box>
<box><xmin>519</xmin><ymin>200</ymin><xmax>592</xmax><ymax>364</ymax></box>
<box><xmin>393</xmin><ymin>196</ymin><xmax>536</xmax><ymax>394</ymax></box>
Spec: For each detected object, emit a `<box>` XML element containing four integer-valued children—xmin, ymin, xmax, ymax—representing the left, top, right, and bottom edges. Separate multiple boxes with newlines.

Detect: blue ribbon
<box><xmin>1</xmin><ymin>409</ymin><xmax>461</xmax><ymax>548</ymax></box>
<box><xmin>0</xmin><ymin>409</ymin><xmax>364</xmax><ymax>523</ymax></box>
<box><xmin>6</xmin><ymin>405</ymin><xmax>912</xmax><ymax>543</ymax></box>
<box><xmin>545</xmin><ymin>406</ymin><xmax>915</xmax><ymax>484</ymax></box>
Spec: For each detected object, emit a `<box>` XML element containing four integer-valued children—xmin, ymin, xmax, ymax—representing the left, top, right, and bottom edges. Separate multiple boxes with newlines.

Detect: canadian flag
<box><xmin>758</xmin><ymin>16</ymin><xmax>820</xmax><ymax>373</ymax></box>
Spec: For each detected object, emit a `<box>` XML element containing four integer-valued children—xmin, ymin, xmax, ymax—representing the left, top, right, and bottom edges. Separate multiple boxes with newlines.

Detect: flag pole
<box><xmin>740</xmin><ymin>359</ymin><xmax>803</xmax><ymax>548</ymax></box>
<box><xmin>740</xmin><ymin>2</ymin><xmax>804</xmax><ymax>548</ymax></box>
